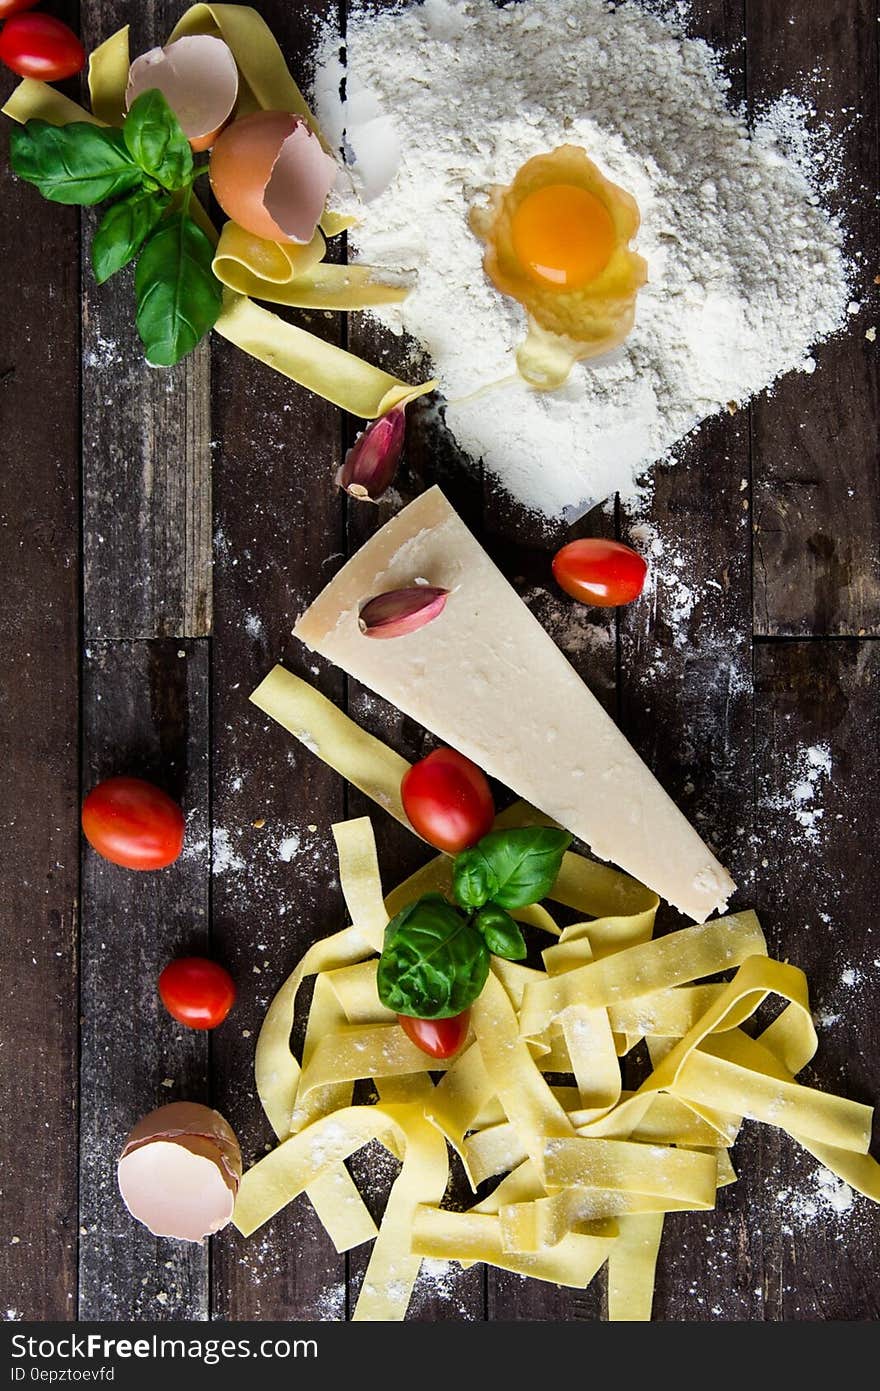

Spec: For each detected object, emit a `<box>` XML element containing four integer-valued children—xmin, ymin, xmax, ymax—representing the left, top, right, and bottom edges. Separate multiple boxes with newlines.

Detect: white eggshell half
<box><xmin>264</xmin><ymin>122</ymin><xmax>339</xmax><ymax>244</ymax></box>
<box><xmin>126</xmin><ymin>35</ymin><xmax>239</xmax><ymax>151</ymax></box>
<box><xmin>313</xmin><ymin>59</ymin><xmax>400</xmax><ymax>204</ymax></box>
<box><xmin>118</xmin><ymin>1138</ymin><xmax>236</xmax><ymax>1242</ymax></box>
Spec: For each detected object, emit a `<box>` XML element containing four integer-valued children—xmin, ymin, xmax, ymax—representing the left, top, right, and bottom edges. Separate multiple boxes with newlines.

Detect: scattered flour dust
<box><xmin>208</xmin><ymin>825</ymin><xmax>245</xmax><ymax>876</ymax></box>
<box><xmin>313</xmin><ymin>0</ymin><xmax>852</xmax><ymax>519</ymax></box>
<box><xmin>628</xmin><ymin>518</ymin><xmax>699</xmax><ymax>650</ymax></box>
<box><xmin>765</xmin><ymin>743</ymin><xmax>833</xmax><ymax>845</ymax></box>
<box><xmin>777</xmin><ymin>1165</ymin><xmax>855</xmax><ymax>1236</ymax></box>
<box><xmin>182</xmin><ymin>817</ymin><xmax>327</xmax><ymax>898</ymax></box>
<box><xmin>278</xmin><ymin>832</ymin><xmax>302</xmax><ymax>863</ymax></box>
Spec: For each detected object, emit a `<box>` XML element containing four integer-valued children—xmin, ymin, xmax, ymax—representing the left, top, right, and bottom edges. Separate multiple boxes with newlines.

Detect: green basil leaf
<box><xmin>451</xmin><ymin>846</ymin><xmax>499</xmax><ymax>910</ymax></box>
<box><xmin>9</xmin><ymin>121</ymin><xmax>143</xmax><ymax>206</ymax></box>
<box><xmin>467</xmin><ymin>827</ymin><xmax>572</xmax><ymax>910</ymax></box>
<box><xmin>474</xmin><ymin>905</ymin><xmax>527</xmax><ymax>961</ymax></box>
<box><xmin>134</xmin><ymin>212</ymin><xmax>222</xmax><ymax>367</ymax></box>
<box><xmin>377</xmin><ymin>893</ymin><xmax>489</xmax><ymax>1019</ymax></box>
<box><xmin>92</xmin><ymin>189</ymin><xmax>170</xmax><ymax>285</ymax></box>
<box><xmin>123</xmin><ymin>89</ymin><xmax>193</xmax><ymax>191</ymax></box>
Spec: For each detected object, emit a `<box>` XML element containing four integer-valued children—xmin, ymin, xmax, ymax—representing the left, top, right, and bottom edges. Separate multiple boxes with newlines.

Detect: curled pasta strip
<box><xmin>213</xmin><ymin>221</ymin><xmax>414</xmax><ymax>310</ymax></box>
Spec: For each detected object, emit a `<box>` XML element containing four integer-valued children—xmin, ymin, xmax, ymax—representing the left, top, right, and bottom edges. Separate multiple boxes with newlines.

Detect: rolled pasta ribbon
<box><xmin>2</xmin><ymin>79</ymin><xmax>100</xmax><ymax>128</ymax></box>
<box><xmin>213</xmin><ymin>220</ymin><xmax>414</xmax><ymax>310</ymax></box>
<box><xmin>607</xmin><ymin>1215</ymin><xmax>665</xmax><ymax>1323</ymax></box>
<box><xmin>251</xmin><ymin>665</ymin><xmax>411</xmax><ymax>826</ymax></box>
<box><xmin>168</xmin><ymin>3</ymin><xmax>323</xmax><ymax>132</ymax></box>
<box><xmin>234</xmin><ymin>667</ymin><xmax>880</xmax><ymax>1321</ymax></box>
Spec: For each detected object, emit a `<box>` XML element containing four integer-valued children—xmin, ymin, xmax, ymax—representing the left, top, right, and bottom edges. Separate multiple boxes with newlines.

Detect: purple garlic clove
<box><xmin>336</xmin><ymin>406</ymin><xmax>406</xmax><ymax>501</ymax></box>
<box><xmin>358</xmin><ymin>586</ymin><xmax>449</xmax><ymax>639</ymax></box>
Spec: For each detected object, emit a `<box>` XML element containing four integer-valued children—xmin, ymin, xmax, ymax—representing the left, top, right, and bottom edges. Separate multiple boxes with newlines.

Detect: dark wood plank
<box><xmin>482</xmin><ymin>0</ymin><xmax>750</xmax><ymax>1326</ymax></box>
<box><xmin>752</xmin><ymin>639</ymin><xmax>880</xmax><ymax>1319</ymax></box>
<box><xmin>79</xmin><ymin>640</ymin><xmax>210</xmax><ymax>1319</ymax></box>
<box><xmin>482</xmin><ymin>505</ymin><xmax>615</xmax><ymax>1326</ymax></box>
<box><xmin>343</xmin><ymin>406</ymin><xmax>488</xmax><ymax>1322</ymax></box>
<box><xmin>342</xmin><ymin>26</ymin><xmax>488</xmax><ymax>1309</ymax></box>
<box><xmin>80</xmin><ymin>2</ymin><xmax>212</xmax><ymax>640</ymax></box>
<box><xmin>0</xmin><ymin>23</ymin><xmax>81</xmax><ymax>1316</ymax></box>
<box><xmin>748</xmin><ymin>0</ymin><xmax>880</xmax><ymax>637</ymax></box>
<box><xmin>208</xmin><ymin>0</ymin><xmax>350</xmax><ymax>1320</ymax></box>
<box><xmin>613</xmin><ymin>1</ymin><xmax>765</xmax><ymax>1321</ymax></box>
<box><xmin>620</xmin><ymin>419</ymin><xmax>762</xmax><ymax>1321</ymax></box>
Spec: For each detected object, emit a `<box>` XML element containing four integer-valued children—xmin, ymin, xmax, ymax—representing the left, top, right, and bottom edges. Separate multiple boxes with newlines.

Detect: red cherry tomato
<box><xmin>0</xmin><ymin>14</ymin><xmax>86</xmax><ymax>80</ymax></box>
<box><xmin>398</xmin><ymin>1010</ymin><xmax>470</xmax><ymax>1060</ymax></box>
<box><xmin>0</xmin><ymin>2</ymin><xmax>41</xmax><ymax>19</ymax></box>
<box><xmin>401</xmin><ymin>747</ymin><xmax>495</xmax><ymax>853</ymax></box>
<box><xmin>552</xmin><ymin>538</ymin><xmax>648</xmax><ymax>608</ymax></box>
<box><xmin>159</xmin><ymin>957</ymin><xmax>237</xmax><ymax>1030</ymax></box>
<box><xmin>81</xmin><ymin>777</ymin><xmax>185</xmax><ymax>871</ymax></box>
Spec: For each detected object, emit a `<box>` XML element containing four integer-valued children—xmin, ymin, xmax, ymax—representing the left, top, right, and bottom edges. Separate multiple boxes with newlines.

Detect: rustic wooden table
<box><xmin>1</xmin><ymin>0</ymin><xmax>878</xmax><ymax>1324</ymax></box>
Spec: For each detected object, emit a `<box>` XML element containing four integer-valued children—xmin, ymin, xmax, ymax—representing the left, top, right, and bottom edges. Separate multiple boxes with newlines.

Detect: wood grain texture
<box><xmin>0</xmin><ymin>22</ymin><xmax>81</xmax><ymax>1318</ymax></box>
<box><xmin>343</xmin><ymin>364</ymin><xmax>488</xmax><ymax>1323</ymax></box>
<box><xmin>79</xmin><ymin>640</ymin><xmax>210</xmax><ymax>1319</ymax></box>
<box><xmin>343</xmin><ymin>4</ymin><xmax>488</xmax><ymax>1309</ymax></box>
<box><xmin>481</xmin><ymin>508</ymin><xmax>615</xmax><ymax>1326</ymax></box>
<box><xmin>208</xmin><ymin>0</ymin><xmax>350</xmax><ymax>1321</ymax></box>
<box><xmin>208</xmin><ymin>336</ymin><xmax>348</xmax><ymax>1322</ymax></box>
<box><xmin>619</xmin><ymin>413</ymin><xmax>760</xmax><ymax>1320</ymax></box>
<box><xmin>748</xmin><ymin>0</ymin><xmax>880</xmax><ymax>637</ymax></box>
<box><xmin>753</xmin><ymin>640</ymin><xmax>880</xmax><ymax>1319</ymax></box>
<box><xmin>617</xmin><ymin>12</ymin><xmax>756</xmax><ymax>1321</ymax></box>
<box><xmin>80</xmin><ymin>1</ymin><xmax>212</xmax><ymax>640</ymax></box>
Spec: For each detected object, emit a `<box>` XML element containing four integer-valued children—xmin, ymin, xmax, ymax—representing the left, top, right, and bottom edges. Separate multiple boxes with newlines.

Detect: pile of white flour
<box><xmin>313</xmin><ymin>0</ymin><xmax>852</xmax><ymax>519</ymax></box>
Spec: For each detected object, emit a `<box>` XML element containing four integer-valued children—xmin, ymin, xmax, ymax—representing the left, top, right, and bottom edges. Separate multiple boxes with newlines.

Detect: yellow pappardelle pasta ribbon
<box><xmin>1</xmin><ymin>4</ymin><xmax>436</xmax><ymax>418</ymax></box>
<box><xmin>235</xmin><ymin>665</ymin><xmax>880</xmax><ymax>1321</ymax></box>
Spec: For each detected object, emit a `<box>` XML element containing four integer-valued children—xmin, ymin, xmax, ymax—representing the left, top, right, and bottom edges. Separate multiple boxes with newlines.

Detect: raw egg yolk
<box><xmin>511</xmin><ymin>183</ymin><xmax>616</xmax><ymax>290</ymax></box>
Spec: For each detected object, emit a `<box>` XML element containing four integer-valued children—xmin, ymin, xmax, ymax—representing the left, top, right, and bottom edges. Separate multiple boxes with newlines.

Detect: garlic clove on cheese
<box><xmin>359</xmin><ymin>586</ymin><xmax>449</xmax><ymax>638</ymax></box>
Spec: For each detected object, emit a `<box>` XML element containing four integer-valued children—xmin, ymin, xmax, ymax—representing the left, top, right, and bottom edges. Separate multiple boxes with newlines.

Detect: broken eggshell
<box><xmin>337</xmin><ymin>405</ymin><xmax>406</xmax><ymax>501</ymax></box>
<box><xmin>209</xmin><ymin>110</ymin><xmax>338</xmax><ymax>245</ymax></box>
<box><xmin>117</xmin><ymin>1101</ymin><xmax>242</xmax><ymax>1243</ymax></box>
<box><xmin>126</xmin><ymin>34</ymin><xmax>239</xmax><ymax>153</ymax></box>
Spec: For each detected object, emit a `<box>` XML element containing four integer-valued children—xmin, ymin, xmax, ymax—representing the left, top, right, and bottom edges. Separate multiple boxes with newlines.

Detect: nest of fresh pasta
<box><xmin>232</xmin><ymin>671</ymin><xmax>880</xmax><ymax>1321</ymax></box>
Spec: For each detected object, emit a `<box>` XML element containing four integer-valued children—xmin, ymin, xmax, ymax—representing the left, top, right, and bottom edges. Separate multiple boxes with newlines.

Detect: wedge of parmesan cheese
<box><xmin>294</xmin><ymin>487</ymin><xmax>735</xmax><ymax>922</ymax></box>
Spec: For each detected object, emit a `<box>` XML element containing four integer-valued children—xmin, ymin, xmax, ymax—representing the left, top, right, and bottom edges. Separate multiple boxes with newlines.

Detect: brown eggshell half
<box><xmin>209</xmin><ymin>109</ymin><xmax>338</xmax><ymax>244</ymax></box>
<box><xmin>117</xmin><ymin>1102</ymin><xmax>242</xmax><ymax>1242</ymax></box>
<box><xmin>126</xmin><ymin>35</ymin><xmax>239</xmax><ymax>153</ymax></box>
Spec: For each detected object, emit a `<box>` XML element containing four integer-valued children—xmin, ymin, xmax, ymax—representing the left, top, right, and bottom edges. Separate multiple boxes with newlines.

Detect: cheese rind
<box><xmin>294</xmin><ymin>487</ymin><xmax>735</xmax><ymax>922</ymax></box>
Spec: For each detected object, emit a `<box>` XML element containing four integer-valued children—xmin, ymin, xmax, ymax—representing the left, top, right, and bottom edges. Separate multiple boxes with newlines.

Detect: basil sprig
<box><xmin>135</xmin><ymin>205</ymin><xmax>222</xmax><ymax>367</ymax></box>
<box><xmin>9</xmin><ymin>121</ymin><xmax>143</xmax><ymax>205</ymax></box>
<box><xmin>9</xmin><ymin>90</ymin><xmax>221</xmax><ymax>367</ymax></box>
<box><xmin>123</xmin><ymin>88</ymin><xmax>194</xmax><ymax>191</ymax></box>
<box><xmin>92</xmin><ymin>188</ymin><xmax>170</xmax><ymax>284</ymax></box>
<box><xmin>473</xmin><ymin>904</ymin><xmax>526</xmax><ymax>961</ymax></box>
<box><xmin>378</xmin><ymin>826</ymin><xmax>571</xmax><ymax>1020</ymax></box>
<box><xmin>453</xmin><ymin>827</ymin><xmax>572</xmax><ymax>910</ymax></box>
<box><xmin>378</xmin><ymin>895</ymin><xmax>490</xmax><ymax>1020</ymax></box>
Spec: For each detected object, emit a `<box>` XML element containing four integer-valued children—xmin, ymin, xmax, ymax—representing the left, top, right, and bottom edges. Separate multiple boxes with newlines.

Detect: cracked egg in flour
<box><xmin>470</xmin><ymin>145</ymin><xmax>647</xmax><ymax>390</ymax></box>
